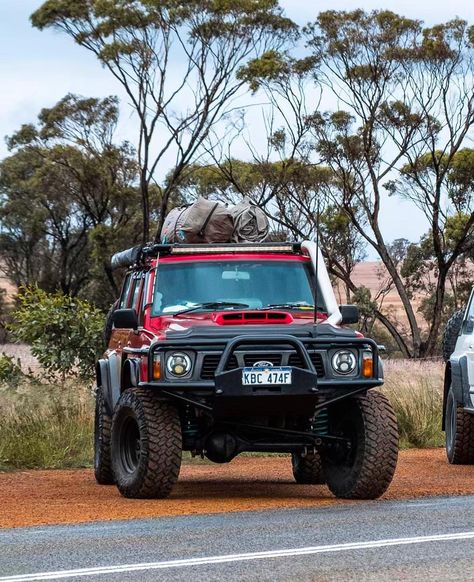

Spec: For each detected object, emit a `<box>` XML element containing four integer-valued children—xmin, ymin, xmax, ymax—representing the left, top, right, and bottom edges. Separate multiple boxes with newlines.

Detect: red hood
<box><xmin>147</xmin><ymin>310</ymin><xmax>328</xmax><ymax>337</ymax></box>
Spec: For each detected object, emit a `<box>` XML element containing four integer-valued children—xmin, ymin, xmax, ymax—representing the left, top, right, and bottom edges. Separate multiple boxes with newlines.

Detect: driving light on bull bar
<box><xmin>166</xmin><ymin>352</ymin><xmax>192</xmax><ymax>377</ymax></box>
<box><xmin>331</xmin><ymin>350</ymin><xmax>357</xmax><ymax>375</ymax></box>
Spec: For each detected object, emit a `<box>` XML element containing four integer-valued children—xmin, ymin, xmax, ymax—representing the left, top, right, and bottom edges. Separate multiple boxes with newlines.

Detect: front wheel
<box><xmin>445</xmin><ymin>387</ymin><xmax>474</xmax><ymax>464</ymax></box>
<box><xmin>322</xmin><ymin>391</ymin><xmax>398</xmax><ymax>500</ymax></box>
<box><xmin>111</xmin><ymin>389</ymin><xmax>182</xmax><ymax>498</ymax></box>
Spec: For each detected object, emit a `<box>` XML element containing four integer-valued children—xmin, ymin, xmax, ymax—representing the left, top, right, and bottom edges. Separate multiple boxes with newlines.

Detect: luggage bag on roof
<box><xmin>160</xmin><ymin>196</ymin><xmax>268</xmax><ymax>244</ymax></box>
<box><xmin>161</xmin><ymin>197</ymin><xmax>233</xmax><ymax>244</ymax></box>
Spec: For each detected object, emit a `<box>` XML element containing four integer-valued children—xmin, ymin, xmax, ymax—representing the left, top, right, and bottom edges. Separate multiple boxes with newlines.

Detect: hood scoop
<box><xmin>213</xmin><ymin>310</ymin><xmax>294</xmax><ymax>325</ymax></box>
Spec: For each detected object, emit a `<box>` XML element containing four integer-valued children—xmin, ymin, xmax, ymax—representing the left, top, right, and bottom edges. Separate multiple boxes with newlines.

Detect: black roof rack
<box><xmin>111</xmin><ymin>242</ymin><xmax>302</xmax><ymax>270</ymax></box>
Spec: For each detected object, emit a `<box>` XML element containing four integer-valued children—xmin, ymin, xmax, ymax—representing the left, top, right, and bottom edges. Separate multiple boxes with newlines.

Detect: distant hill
<box><xmin>334</xmin><ymin>261</ymin><xmax>425</xmax><ymax>328</ymax></box>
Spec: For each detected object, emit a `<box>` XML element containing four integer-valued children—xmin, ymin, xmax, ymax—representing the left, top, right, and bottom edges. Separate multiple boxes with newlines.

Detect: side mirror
<box><xmin>340</xmin><ymin>305</ymin><xmax>359</xmax><ymax>325</ymax></box>
<box><xmin>463</xmin><ymin>316</ymin><xmax>474</xmax><ymax>335</ymax></box>
<box><xmin>112</xmin><ymin>308</ymin><xmax>138</xmax><ymax>330</ymax></box>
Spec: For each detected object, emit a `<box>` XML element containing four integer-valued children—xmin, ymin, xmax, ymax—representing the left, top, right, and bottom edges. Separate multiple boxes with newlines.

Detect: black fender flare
<box><xmin>96</xmin><ymin>352</ymin><xmax>122</xmax><ymax>414</ymax></box>
<box><xmin>96</xmin><ymin>359</ymin><xmax>114</xmax><ymax>417</ymax></box>
<box><xmin>444</xmin><ymin>356</ymin><xmax>470</xmax><ymax>432</ymax></box>
<box><xmin>442</xmin><ymin>363</ymin><xmax>451</xmax><ymax>431</ymax></box>
<box><xmin>451</xmin><ymin>356</ymin><xmax>469</xmax><ymax>404</ymax></box>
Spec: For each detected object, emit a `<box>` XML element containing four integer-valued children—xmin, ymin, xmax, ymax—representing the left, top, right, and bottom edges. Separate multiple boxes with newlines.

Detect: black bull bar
<box><xmin>146</xmin><ymin>334</ymin><xmax>383</xmax><ymax>416</ymax></box>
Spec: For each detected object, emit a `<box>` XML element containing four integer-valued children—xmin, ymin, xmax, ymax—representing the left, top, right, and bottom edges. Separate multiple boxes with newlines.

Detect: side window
<box><xmin>139</xmin><ymin>271</ymin><xmax>151</xmax><ymax>324</ymax></box>
<box><xmin>130</xmin><ymin>272</ymin><xmax>144</xmax><ymax>311</ymax></box>
<box><xmin>119</xmin><ymin>274</ymin><xmax>133</xmax><ymax>308</ymax></box>
<box><xmin>463</xmin><ymin>291</ymin><xmax>474</xmax><ymax>335</ymax></box>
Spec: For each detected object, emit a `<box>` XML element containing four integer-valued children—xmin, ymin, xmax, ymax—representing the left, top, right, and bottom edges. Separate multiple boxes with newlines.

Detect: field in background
<box><xmin>383</xmin><ymin>359</ymin><xmax>444</xmax><ymax>449</ymax></box>
<box><xmin>0</xmin><ymin>379</ymin><xmax>93</xmax><ymax>471</ymax></box>
<box><xmin>0</xmin><ymin>359</ymin><xmax>445</xmax><ymax>471</ymax></box>
<box><xmin>335</xmin><ymin>261</ymin><xmax>425</xmax><ymax>330</ymax></box>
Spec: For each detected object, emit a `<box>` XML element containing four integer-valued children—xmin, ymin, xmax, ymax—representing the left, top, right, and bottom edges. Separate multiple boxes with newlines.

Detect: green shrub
<box><xmin>0</xmin><ymin>353</ymin><xmax>24</xmax><ymax>387</ymax></box>
<box><xmin>10</xmin><ymin>287</ymin><xmax>104</xmax><ymax>381</ymax></box>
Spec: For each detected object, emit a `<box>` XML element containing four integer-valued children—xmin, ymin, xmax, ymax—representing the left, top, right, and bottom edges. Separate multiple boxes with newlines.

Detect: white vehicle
<box><xmin>443</xmin><ymin>287</ymin><xmax>474</xmax><ymax>463</ymax></box>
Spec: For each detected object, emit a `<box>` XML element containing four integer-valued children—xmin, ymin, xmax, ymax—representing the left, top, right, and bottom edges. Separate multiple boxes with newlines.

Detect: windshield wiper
<box><xmin>263</xmin><ymin>303</ymin><xmax>326</xmax><ymax>312</ymax></box>
<box><xmin>173</xmin><ymin>302</ymin><xmax>250</xmax><ymax>316</ymax></box>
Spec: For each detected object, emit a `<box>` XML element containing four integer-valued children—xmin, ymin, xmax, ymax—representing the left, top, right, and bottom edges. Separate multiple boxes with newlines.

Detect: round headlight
<box><xmin>166</xmin><ymin>352</ymin><xmax>192</xmax><ymax>377</ymax></box>
<box><xmin>331</xmin><ymin>350</ymin><xmax>357</xmax><ymax>375</ymax></box>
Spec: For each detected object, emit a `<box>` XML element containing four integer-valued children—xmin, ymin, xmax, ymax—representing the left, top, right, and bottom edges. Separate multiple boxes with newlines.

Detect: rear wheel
<box><xmin>291</xmin><ymin>451</ymin><xmax>325</xmax><ymax>484</ymax></box>
<box><xmin>322</xmin><ymin>391</ymin><xmax>398</xmax><ymax>500</ymax></box>
<box><xmin>111</xmin><ymin>389</ymin><xmax>182</xmax><ymax>498</ymax></box>
<box><xmin>94</xmin><ymin>386</ymin><xmax>114</xmax><ymax>485</ymax></box>
<box><xmin>445</xmin><ymin>387</ymin><xmax>474</xmax><ymax>464</ymax></box>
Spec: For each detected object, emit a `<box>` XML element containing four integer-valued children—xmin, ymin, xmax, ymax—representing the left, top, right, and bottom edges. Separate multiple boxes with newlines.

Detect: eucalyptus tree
<box><xmin>31</xmin><ymin>0</ymin><xmax>296</xmax><ymax>242</ymax></box>
<box><xmin>241</xmin><ymin>10</ymin><xmax>474</xmax><ymax>357</ymax></box>
<box><xmin>0</xmin><ymin>94</ymin><xmax>140</xmax><ymax>304</ymax></box>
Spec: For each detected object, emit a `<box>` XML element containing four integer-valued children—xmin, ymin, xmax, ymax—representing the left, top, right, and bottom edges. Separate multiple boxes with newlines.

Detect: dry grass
<box><xmin>383</xmin><ymin>359</ymin><xmax>445</xmax><ymax>449</ymax></box>
<box><xmin>0</xmin><ymin>379</ymin><xmax>93</xmax><ymax>471</ymax></box>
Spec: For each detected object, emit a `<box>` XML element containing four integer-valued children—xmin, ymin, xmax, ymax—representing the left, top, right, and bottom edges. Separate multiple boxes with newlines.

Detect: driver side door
<box><xmin>461</xmin><ymin>289</ymin><xmax>474</xmax><ymax>407</ymax></box>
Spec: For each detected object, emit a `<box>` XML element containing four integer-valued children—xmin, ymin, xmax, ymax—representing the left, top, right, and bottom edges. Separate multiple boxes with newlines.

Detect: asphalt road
<box><xmin>1</xmin><ymin>495</ymin><xmax>474</xmax><ymax>582</ymax></box>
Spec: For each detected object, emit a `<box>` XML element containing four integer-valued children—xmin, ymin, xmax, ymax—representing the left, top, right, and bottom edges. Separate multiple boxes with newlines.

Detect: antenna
<box><xmin>313</xmin><ymin>200</ymin><xmax>321</xmax><ymax>325</ymax></box>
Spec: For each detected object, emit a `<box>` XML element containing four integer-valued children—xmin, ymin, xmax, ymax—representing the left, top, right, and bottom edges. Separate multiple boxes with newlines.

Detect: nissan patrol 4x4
<box><xmin>94</xmin><ymin>241</ymin><xmax>398</xmax><ymax>500</ymax></box>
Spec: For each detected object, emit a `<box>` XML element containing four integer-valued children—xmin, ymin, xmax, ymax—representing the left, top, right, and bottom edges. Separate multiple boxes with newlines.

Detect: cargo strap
<box><xmin>199</xmin><ymin>202</ymin><xmax>220</xmax><ymax>237</ymax></box>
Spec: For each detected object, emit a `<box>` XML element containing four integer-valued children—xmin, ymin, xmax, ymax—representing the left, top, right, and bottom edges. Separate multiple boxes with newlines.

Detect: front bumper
<box><xmin>135</xmin><ymin>333</ymin><xmax>383</xmax><ymax>412</ymax></box>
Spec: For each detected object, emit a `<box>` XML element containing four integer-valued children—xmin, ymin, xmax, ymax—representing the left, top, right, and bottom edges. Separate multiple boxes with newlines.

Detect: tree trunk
<box><xmin>154</xmin><ymin>182</ymin><xmax>174</xmax><ymax>243</ymax></box>
<box><xmin>370</xmin><ymin>222</ymin><xmax>422</xmax><ymax>357</ymax></box>
<box><xmin>422</xmin><ymin>268</ymin><xmax>448</xmax><ymax>357</ymax></box>
<box><xmin>103</xmin><ymin>262</ymin><xmax>119</xmax><ymax>298</ymax></box>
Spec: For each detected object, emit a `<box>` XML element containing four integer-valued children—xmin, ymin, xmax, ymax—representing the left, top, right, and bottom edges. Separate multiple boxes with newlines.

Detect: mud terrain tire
<box><xmin>111</xmin><ymin>389</ymin><xmax>182</xmax><ymax>498</ymax></box>
<box><xmin>94</xmin><ymin>386</ymin><xmax>114</xmax><ymax>485</ymax></box>
<box><xmin>445</xmin><ymin>387</ymin><xmax>474</xmax><ymax>464</ymax></box>
<box><xmin>323</xmin><ymin>391</ymin><xmax>398</xmax><ymax>500</ymax></box>
<box><xmin>443</xmin><ymin>310</ymin><xmax>464</xmax><ymax>362</ymax></box>
<box><xmin>291</xmin><ymin>451</ymin><xmax>325</xmax><ymax>484</ymax></box>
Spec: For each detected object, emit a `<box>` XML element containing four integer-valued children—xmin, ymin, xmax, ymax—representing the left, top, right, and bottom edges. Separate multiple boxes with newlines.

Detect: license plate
<box><xmin>242</xmin><ymin>366</ymin><xmax>292</xmax><ymax>386</ymax></box>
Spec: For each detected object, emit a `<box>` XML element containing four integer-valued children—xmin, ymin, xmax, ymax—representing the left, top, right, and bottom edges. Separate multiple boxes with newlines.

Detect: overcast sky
<box><xmin>2</xmin><ymin>0</ymin><xmax>474</xmax><ymax>253</ymax></box>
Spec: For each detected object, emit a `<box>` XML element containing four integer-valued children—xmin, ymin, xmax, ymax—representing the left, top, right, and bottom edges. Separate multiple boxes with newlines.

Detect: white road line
<box><xmin>1</xmin><ymin>531</ymin><xmax>474</xmax><ymax>581</ymax></box>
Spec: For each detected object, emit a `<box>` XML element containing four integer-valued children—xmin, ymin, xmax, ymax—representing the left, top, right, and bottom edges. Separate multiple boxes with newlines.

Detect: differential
<box><xmin>204</xmin><ymin>431</ymin><xmax>239</xmax><ymax>463</ymax></box>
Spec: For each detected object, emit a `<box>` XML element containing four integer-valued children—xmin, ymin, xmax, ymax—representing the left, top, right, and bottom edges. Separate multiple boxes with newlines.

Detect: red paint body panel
<box><xmin>150</xmin><ymin>253</ymin><xmax>311</xmax><ymax>265</ymax></box>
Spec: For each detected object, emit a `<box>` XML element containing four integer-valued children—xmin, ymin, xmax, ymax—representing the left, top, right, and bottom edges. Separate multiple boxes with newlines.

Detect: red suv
<box><xmin>95</xmin><ymin>242</ymin><xmax>398</xmax><ymax>500</ymax></box>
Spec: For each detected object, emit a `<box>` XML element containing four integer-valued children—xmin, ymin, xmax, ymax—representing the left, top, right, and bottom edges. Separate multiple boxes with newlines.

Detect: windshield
<box><xmin>151</xmin><ymin>260</ymin><xmax>325</xmax><ymax>316</ymax></box>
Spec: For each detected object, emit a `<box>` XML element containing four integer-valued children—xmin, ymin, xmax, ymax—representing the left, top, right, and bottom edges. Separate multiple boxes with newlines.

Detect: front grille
<box><xmin>200</xmin><ymin>350</ymin><xmax>325</xmax><ymax>379</ymax></box>
<box><xmin>201</xmin><ymin>354</ymin><xmax>238</xmax><ymax>379</ymax></box>
<box><xmin>288</xmin><ymin>352</ymin><xmax>325</xmax><ymax>376</ymax></box>
<box><xmin>243</xmin><ymin>353</ymin><xmax>282</xmax><ymax>367</ymax></box>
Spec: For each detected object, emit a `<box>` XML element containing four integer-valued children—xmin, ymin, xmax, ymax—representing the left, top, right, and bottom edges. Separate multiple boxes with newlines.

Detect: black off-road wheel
<box><xmin>291</xmin><ymin>451</ymin><xmax>325</xmax><ymax>484</ymax></box>
<box><xmin>442</xmin><ymin>310</ymin><xmax>464</xmax><ymax>362</ymax></box>
<box><xmin>322</xmin><ymin>391</ymin><xmax>398</xmax><ymax>500</ymax></box>
<box><xmin>111</xmin><ymin>389</ymin><xmax>182</xmax><ymax>499</ymax></box>
<box><xmin>94</xmin><ymin>386</ymin><xmax>114</xmax><ymax>485</ymax></box>
<box><xmin>445</xmin><ymin>387</ymin><xmax>474</xmax><ymax>464</ymax></box>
